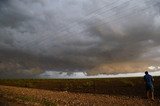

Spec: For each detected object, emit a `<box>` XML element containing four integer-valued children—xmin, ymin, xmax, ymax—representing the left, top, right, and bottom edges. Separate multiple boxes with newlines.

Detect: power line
<box><xmin>20</xmin><ymin>0</ymin><xmax>134</xmax><ymax>48</ymax></box>
<box><xmin>20</xmin><ymin>0</ymin><xmax>155</xmax><ymax>50</ymax></box>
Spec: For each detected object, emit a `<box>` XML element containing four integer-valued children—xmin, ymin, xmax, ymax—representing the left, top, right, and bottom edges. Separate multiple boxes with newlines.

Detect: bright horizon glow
<box><xmin>39</xmin><ymin>70</ymin><xmax>160</xmax><ymax>79</ymax></box>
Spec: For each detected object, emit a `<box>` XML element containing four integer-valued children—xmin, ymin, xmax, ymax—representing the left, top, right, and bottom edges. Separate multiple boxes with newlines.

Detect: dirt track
<box><xmin>0</xmin><ymin>85</ymin><xmax>160</xmax><ymax>106</ymax></box>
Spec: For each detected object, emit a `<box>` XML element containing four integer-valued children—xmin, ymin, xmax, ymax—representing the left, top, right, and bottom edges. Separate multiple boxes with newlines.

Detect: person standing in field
<box><xmin>144</xmin><ymin>71</ymin><xmax>154</xmax><ymax>100</ymax></box>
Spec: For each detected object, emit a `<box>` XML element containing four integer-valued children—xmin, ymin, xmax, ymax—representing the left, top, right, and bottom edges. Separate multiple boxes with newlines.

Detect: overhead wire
<box><xmin>20</xmin><ymin>0</ymin><xmax>155</xmax><ymax>50</ymax></box>
<box><xmin>19</xmin><ymin>0</ymin><xmax>134</xmax><ymax>48</ymax></box>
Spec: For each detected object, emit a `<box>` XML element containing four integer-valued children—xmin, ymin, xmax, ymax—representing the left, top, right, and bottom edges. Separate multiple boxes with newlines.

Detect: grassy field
<box><xmin>0</xmin><ymin>77</ymin><xmax>160</xmax><ymax>97</ymax></box>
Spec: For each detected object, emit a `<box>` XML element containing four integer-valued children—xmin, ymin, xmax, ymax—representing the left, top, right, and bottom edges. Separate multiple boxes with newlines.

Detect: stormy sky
<box><xmin>0</xmin><ymin>0</ymin><xmax>160</xmax><ymax>78</ymax></box>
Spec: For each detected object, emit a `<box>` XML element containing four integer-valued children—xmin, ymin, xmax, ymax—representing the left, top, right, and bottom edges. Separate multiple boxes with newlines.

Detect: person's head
<box><xmin>145</xmin><ymin>71</ymin><xmax>148</xmax><ymax>75</ymax></box>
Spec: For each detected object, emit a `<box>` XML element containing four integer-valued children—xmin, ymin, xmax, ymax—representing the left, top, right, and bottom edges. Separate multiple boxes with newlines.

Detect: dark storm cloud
<box><xmin>0</xmin><ymin>0</ymin><xmax>160</xmax><ymax>72</ymax></box>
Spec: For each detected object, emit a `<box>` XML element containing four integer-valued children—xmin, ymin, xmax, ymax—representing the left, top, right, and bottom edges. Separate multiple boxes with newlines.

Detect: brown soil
<box><xmin>0</xmin><ymin>85</ymin><xmax>160</xmax><ymax>106</ymax></box>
